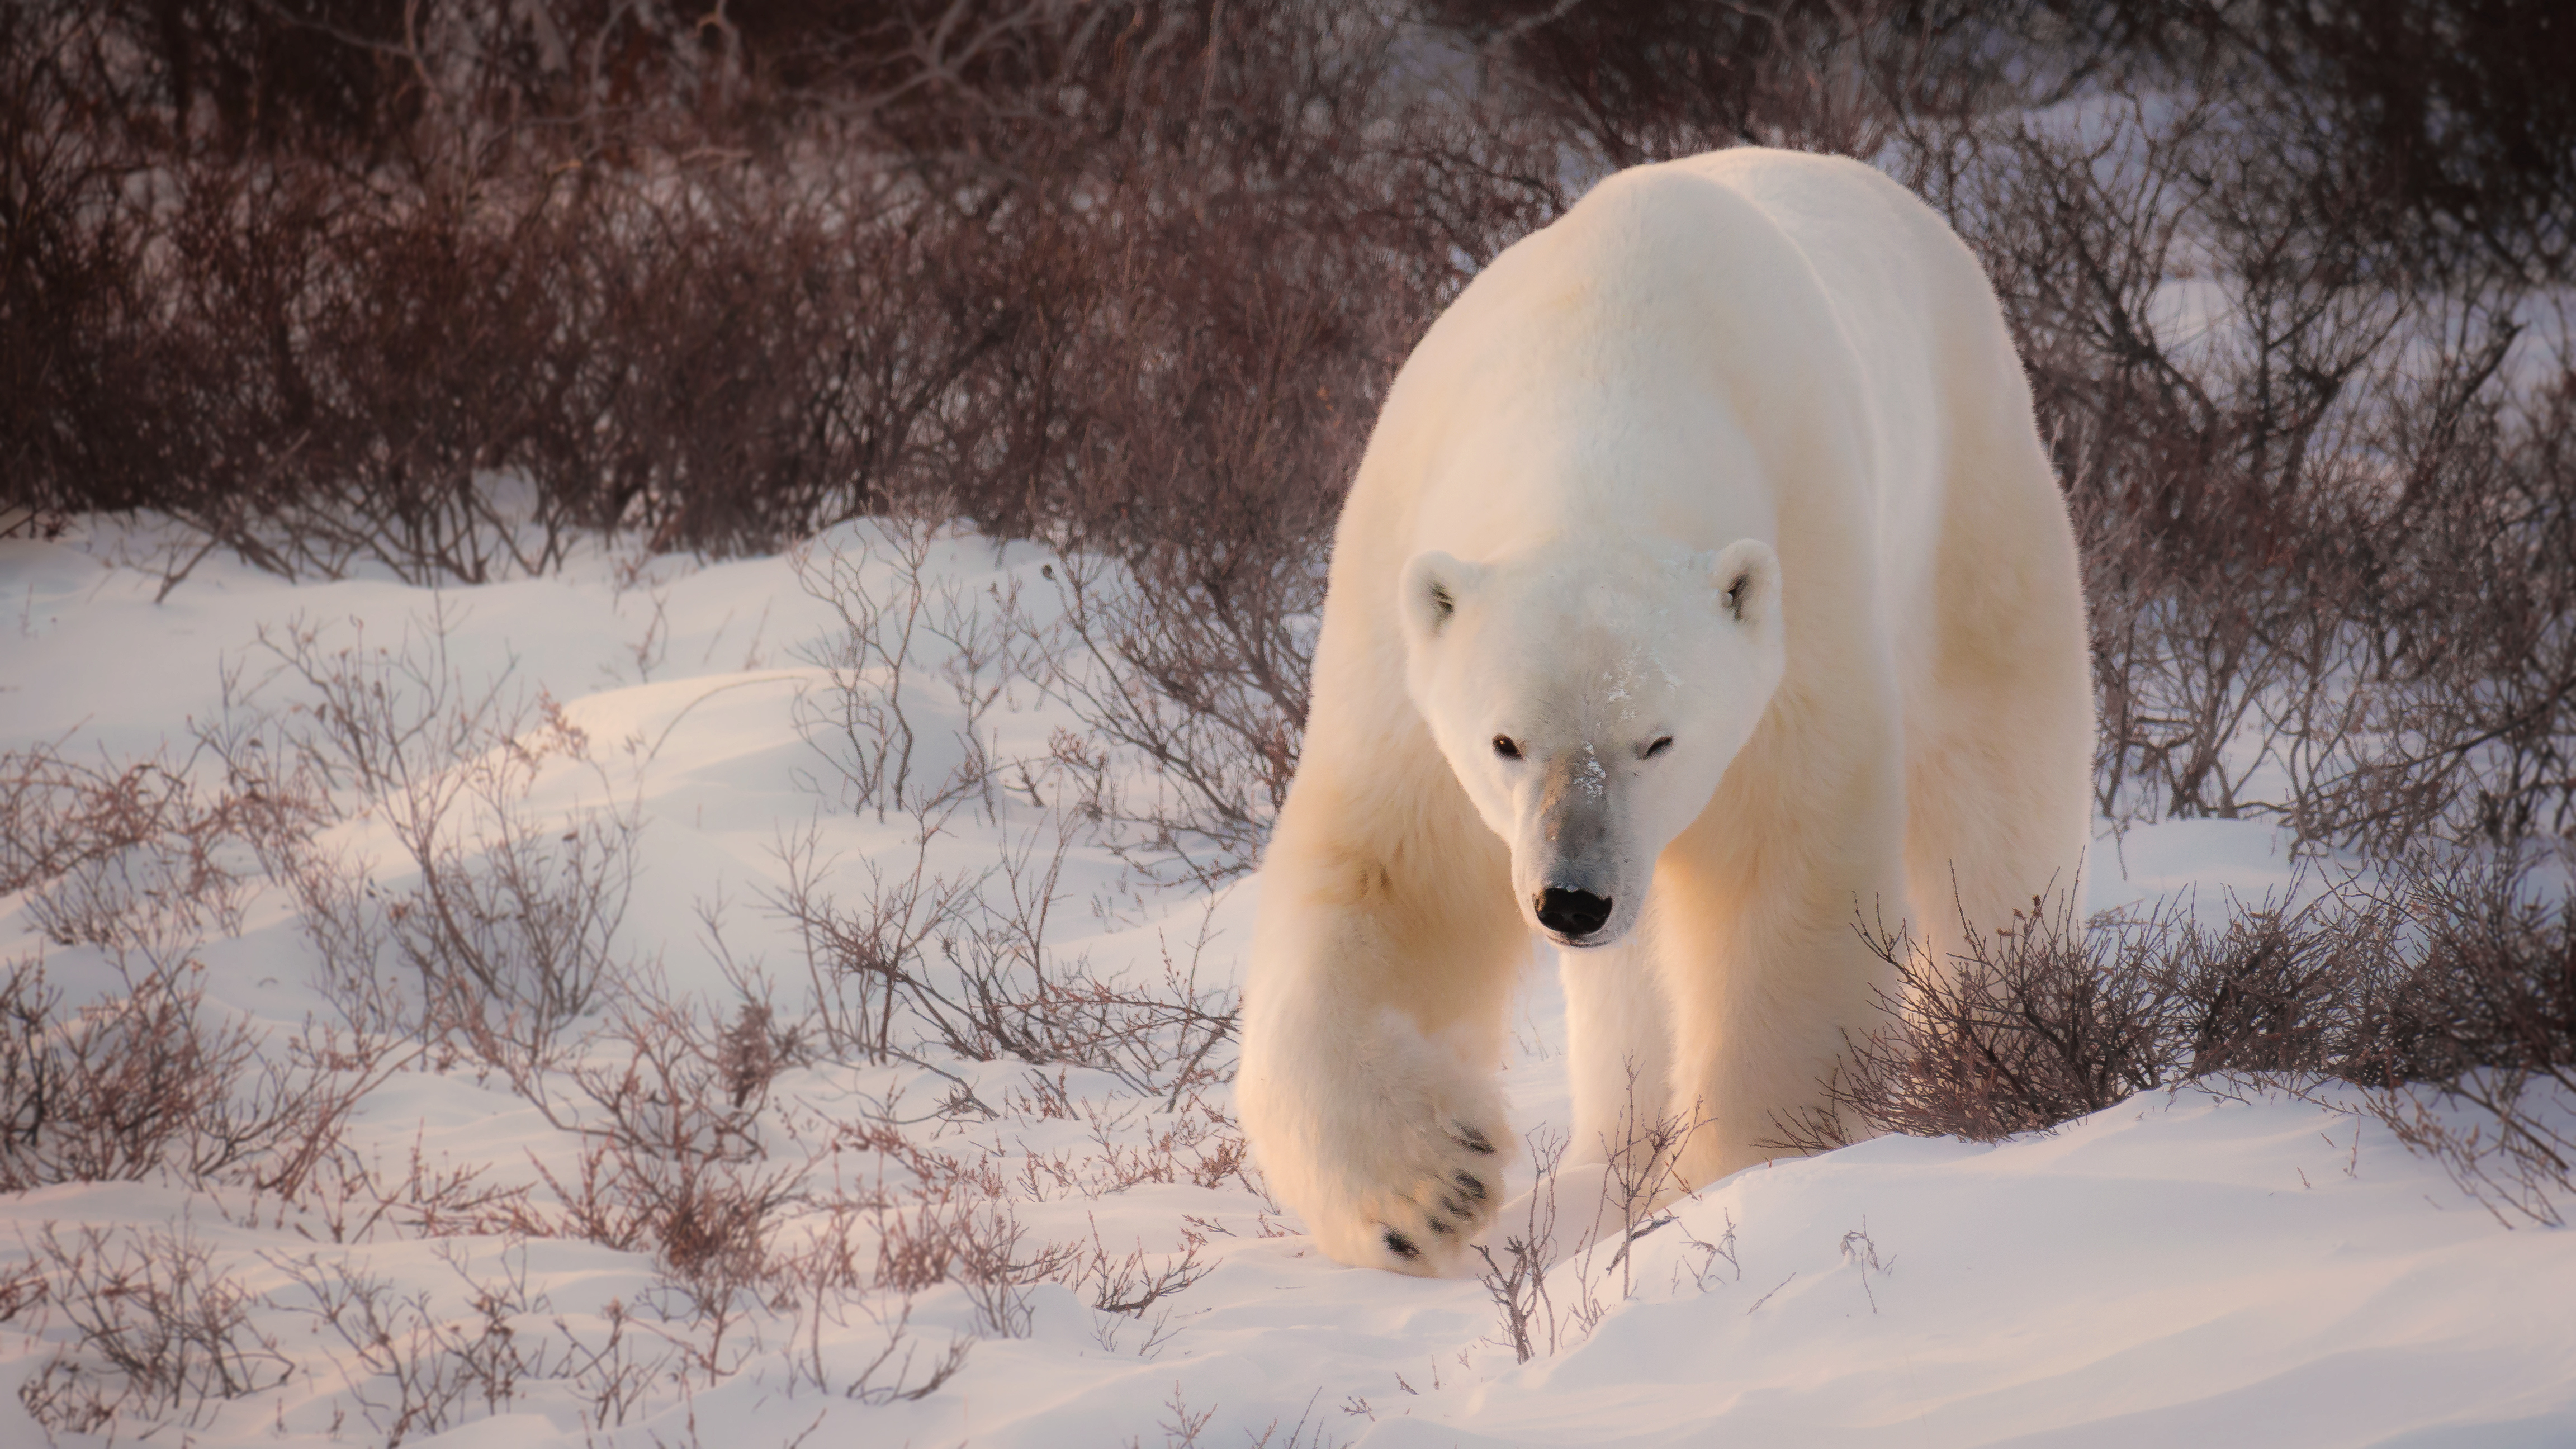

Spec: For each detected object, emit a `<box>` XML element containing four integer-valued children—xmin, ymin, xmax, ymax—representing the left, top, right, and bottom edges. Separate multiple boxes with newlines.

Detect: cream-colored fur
<box><xmin>1236</xmin><ymin>148</ymin><xmax>2094</xmax><ymax>1276</ymax></box>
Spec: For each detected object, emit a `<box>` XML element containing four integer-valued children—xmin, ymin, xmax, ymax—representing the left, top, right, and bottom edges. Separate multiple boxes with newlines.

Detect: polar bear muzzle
<box><xmin>1528</xmin><ymin>746</ymin><xmax>1632</xmax><ymax>945</ymax></box>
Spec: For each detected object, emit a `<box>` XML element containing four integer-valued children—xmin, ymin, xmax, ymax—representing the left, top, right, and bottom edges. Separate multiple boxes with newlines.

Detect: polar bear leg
<box><xmin>1561</xmin><ymin>939</ymin><xmax>1677</xmax><ymax>1169</ymax></box>
<box><xmin>1554</xmin><ymin>936</ymin><xmax>1681</xmax><ymax>1251</ymax></box>
<box><xmin>1901</xmin><ymin>390</ymin><xmax>2096</xmax><ymax>962</ymax></box>
<box><xmin>1236</xmin><ymin>769</ymin><xmax>1528</xmax><ymax>1277</ymax></box>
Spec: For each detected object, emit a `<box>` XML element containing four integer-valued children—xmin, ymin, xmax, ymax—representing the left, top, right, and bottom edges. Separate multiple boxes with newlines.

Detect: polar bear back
<box><xmin>1356</xmin><ymin>149</ymin><xmax>2047</xmax><ymax>687</ymax></box>
<box><xmin>1658</xmin><ymin>149</ymin><xmax>2056</xmax><ymax>699</ymax></box>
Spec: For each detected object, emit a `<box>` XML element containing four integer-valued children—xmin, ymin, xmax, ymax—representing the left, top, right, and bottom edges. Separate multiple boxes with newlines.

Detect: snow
<box><xmin>3</xmin><ymin>520</ymin><xmax>2571</xmax><ymax>1448</ymax></box>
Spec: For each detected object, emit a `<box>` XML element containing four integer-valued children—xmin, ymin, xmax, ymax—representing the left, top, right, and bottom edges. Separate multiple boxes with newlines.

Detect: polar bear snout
<box><xmin>1535</xmin><ymin>887</ymin><xmax>1614</xmax><ymax>941</ymax></box>
<box><xmin>1521</xmin><ymin>748</ymin><xmax>1642</xmax><ymax>945</ymax></box>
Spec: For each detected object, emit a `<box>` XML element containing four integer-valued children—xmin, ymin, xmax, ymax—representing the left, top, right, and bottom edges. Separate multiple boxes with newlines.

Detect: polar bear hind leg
<box><xmin>1900</xmin><ymin>383</ymin><xmax>2097</xmax><ymax>969</ymax></box>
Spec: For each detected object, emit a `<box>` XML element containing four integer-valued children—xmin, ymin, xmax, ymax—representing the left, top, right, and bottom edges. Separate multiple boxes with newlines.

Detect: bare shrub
<box><xmin>1762</xmin><ymin>883</ymin><xmax>2398</xmax><ymax>1153</ymax></box>
<box><xmin>793</xmin><ymin>1105</ymin><xmax>1183</xmax><ymax>1351</ymax></box>
<box><xmin>0</xmin><ymin>1254</ymin><xmax>45</xmax><ymax>1326</ymax></box>
<box><xmin>1437</xmin><ymin>0</ymin><xmax>2033</xmax><ymax>164</ymax></box>
<box><xmin>998</xmin><ymin>1091</ymin><xmax>1263</xmax><ymax>1211</ymax></box>
<box><xmin>253</xmin><ymin>607</ymin><xmax>639</xmax><ymax>1069</ymax></box>
<box><xmin>1764</xmin><ymin>886</ymin><xmax>2379</xmax><ymax>1152</ymax></box>
<box><xmin>1920</xmin><ymin>74</ymin><xmax>2576</xmax><ymax>855</ymax></box>
<box><xmin>3</xmin><ymin>737</ymin><xmax>313</xmax><ymax>964</ymax></box>
<box><xmin>0</xmin><ymin>955</ymin><xmax>388</xmax><ymax>1195</ymax></box>
<box><xmin>245</xmin><ymin>602</ymin><xmax>516</xmax><ymax>808</ymax></box>
<box><xmin>921</xmin><ymin>837</ymin><xmax>1240</xmax><ymax>1099</ymax></box>
<box><xmin>382</xmin><ymin>773</ymin><xmax>638</xmax><ymax>1075</ymax></box>
<box><xmin>770</xmin><ymin>1196</ymin><xmax>974</xmax><ymax>1403</ymax></box>
<box><xmin>1670</xmin><ymin>1210</ymin><xmax>1744</xmax><ymax>1296</ymax></box>
<box><xmin>792</xmin><ymin>523</ymin><xmax>941</xmax><ymax>821</ymax></box>
<box><xmin>283</xmin><ymin>792</ymin><xmax>636</xmax><ymax>1079</ymax></box>
<box><xmin>1038</xmin><ymin>551</ymin><xmax>1314</xmax><ymax>884</ymax></box>
<box><xmin>1472</xmin><ymin>1128</ymin><xmax>1568</xmax><ymax>1366</ymax></box>
<box><xmin>1473</xmin><ymin>1082</ymin><xmax>1713</xmax><ymax>1362</ymax></box>
<box><xmin>790</xmin><ymin>518</ymin><xmax>1024</xmax><ymax>823</ymax></box>
<box><xmin>274</xmin><ymin>1247</ymin><xmax>562</xmax><ymax>1447</ymax></box>
<box><xmin>0</xmin><ymin>957</ymin><xmax>250</xmax><ymax>1188</ymax></box>
<box><xmin>2077</xmin><ymin>0</ymin><xmax>2576</xmax><ymax>283</ymax></box>
<box><xmin>838</xmin><ymin>1298</ymin><xmax>974</xmax><ymax>1407</ymax></box>
<box><xmin>1059</xmin><ymin>1227</ymin><xmax>1213</xmax><ymax>1319</ymax></box>
<box><xmin>1839</xmin><ymin>1223</ymin><xmax>1891</xmax><ymax>1315</ymax></box>
<box><xmin>553</xmin><ymin>1296</ymin><xmax>675</xmax><ymax>1433</ymax></box>
<box><xmin>278</xmin><ymin>837</ymin><xmax>409</xmax><ymax>1041</ymax></box>
<box><xmin>1575</xmin><ymin>1082</ymin><xmax>1713</xmax><ymax>1317</ymax></box>
<box><xmin>286</xmin><ymin>1135</ymin><xmax>536</xmax><ymax>1245</ymax></box>
<box><xmin>503</xmin><ymin>995</ymin><xmax>804</xmax><ymax>1300</ymax></box>
<box><xmin>775</xmin><ymin>531</ymin><xmax>1246</xmax><ymax>1085</ymax></box>
<box><xmin>1774</xmin><ymin>855</ymin><xmax>2576</xmax><ymax>1229</ymax></box>
<box><xmin>2345</xmin><ymin>855</ymin><xmax>2576</xmax><ymax>1226</ymax></box>
<box><xmin>1800</xmin><ymin>894</ymin><xmax>2197</xmax><ymax>1147</ymax></box>
<box><xmin>813</xmin><ymin>1171</ymin><xmax>1087</xmax><ymax>1351</ymax></box>
<box><xmin>770</xmin><ymin>818</ymin><xmax>976</xmax><ymax>1064</ymax></box>
<box><xmin>18</xmin><ymin>1224</ymin><xmax>290</xmax><ymax>1434</ymax></box>
<box><xmin>775</xmin><ymin>822</ymin><xmax>1238</xmax><ymax>1096</ymax></box>
<box><xmin>717</xmin><ymin>1001</ymin><xmax>786</xmax><ymax>1111</ymax></box>
<box><xmin>10</xmin><ymin>3</ymin><xmax>1507</xmax><ymax>574</ymax></box>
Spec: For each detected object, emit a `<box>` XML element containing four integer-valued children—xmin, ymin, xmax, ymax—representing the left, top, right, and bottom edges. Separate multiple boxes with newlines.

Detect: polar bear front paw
<box><xmin>1239</xmin><ymin>1002</ymin><xmax>1517</xmax><ymax>1276</ymax></box>
<box><xmin>1363</xmin><ymin>1116</ymin><xmax>1506</xmax><ymax>1271</ymax></box>
<box><xmin>1298</xmin><ymin>1086</ymin><xmax>1516</xmax><ymax>1278</ymax></box>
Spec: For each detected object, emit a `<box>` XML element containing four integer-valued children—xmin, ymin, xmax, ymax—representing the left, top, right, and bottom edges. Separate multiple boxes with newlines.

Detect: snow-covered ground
<box><xmin>3</xmin><ymin>521</ymin><xmax>2571</xmax><ymax>1448</ymax></box>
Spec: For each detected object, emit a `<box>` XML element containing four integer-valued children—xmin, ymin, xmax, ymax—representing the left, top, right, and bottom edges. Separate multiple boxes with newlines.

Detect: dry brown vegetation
<box><xmin>1756</xmin><ymin>854</ymin><xmax>2575</xmax><ymax>1224</ymax></box>
<box><xmin>0</xmin><ymin>728</ymin><xmax>1259</xmax><ymax>1437</ymax></box>
<box><xmin>17</xmin><ymin>1224</ymin><xmax>291</xmax><ymax>1434</ymax></box>
<box><xmin>12</xmin><ymin>1</ymin><xmax>2569</xmax><ymax>859</ymax></box>
<box><xmin>1</xmin><ymin>524</ymin><xmax>1262</xmax><ymax>1436</ymax></box>
<box><xmin>5</xmin><ymin>0</ymin><xmax>2576</xmax><ymax>1427</ymax></box>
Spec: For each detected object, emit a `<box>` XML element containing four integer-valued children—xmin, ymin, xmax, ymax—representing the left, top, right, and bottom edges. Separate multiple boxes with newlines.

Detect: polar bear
<box><xmin>1235</xmin><ymin>148</ymin><xmax>2095</xmax><ymax>1276</ymax></box>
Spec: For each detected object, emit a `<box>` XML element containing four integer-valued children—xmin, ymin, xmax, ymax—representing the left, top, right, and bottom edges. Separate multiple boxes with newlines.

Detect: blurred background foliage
<box><xmin>4</xmin><ymin>0</ymin><xmax>2573</xmax><ymax>853</ymax></box>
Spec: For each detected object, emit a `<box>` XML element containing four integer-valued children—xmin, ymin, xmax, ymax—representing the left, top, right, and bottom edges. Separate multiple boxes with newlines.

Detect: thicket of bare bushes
<box><xmin>6</xmin><ymin>0</ymin><xmax>2576</xmax><ymax>1418</ymax></box>
<box><xmin>1753</xmin><ymin>852</ymin><xmax>2575</xmax><ymax>1223</ymax></box>
<box><xmin>7</xmin><ymin>0</ymin><xmax>1529</xmax><ymax>837</ymax></box>
<box><xmin>10</xmin><ymin>1</ymin><xmax>2570</xmax><ymax>857</ymax></box>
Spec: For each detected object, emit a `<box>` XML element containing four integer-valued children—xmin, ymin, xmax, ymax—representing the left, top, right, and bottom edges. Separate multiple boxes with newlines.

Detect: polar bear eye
<box><xmin>1492</xmin><ymin>736</ymin><xmax>1522</xmax><ymax>760</ymax></box>
<box><xmin>1643</xmin><ymin>737</ymin><xmax>1674</xmax><ymax>759</ymax></box>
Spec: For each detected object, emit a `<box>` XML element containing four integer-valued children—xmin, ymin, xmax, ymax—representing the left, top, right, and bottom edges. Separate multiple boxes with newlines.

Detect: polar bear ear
<box><xmin>1708</xmin><ymin>538</ymin><xmax>1779</xmax><ymax>627</ymax></box>
<box><xmin>1401</xmin><ymin>551</ymin><xmax>1482</xmax><ymax>643</ymax></box>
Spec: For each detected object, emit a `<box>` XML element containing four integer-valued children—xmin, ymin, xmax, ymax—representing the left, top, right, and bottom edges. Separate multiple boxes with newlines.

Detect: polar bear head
<box><xmin>1399</xmin><ymin>540</ymin><xmax>1785</xmax><ymax>948</ymax></box>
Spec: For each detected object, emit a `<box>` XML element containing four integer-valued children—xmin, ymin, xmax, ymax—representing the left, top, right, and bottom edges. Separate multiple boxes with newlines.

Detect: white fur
<box><xmin>1237</xmin><ymin>149</ymin><xmax>2095</xmax><ymax>1276</ymax></box>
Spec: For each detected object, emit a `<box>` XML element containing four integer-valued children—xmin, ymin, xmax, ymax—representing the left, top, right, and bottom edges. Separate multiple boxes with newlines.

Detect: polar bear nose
<box><xmin>1535</xmin><ymin>887</ymin><xmax>1613</xmax><ymax>939</ymax></box>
